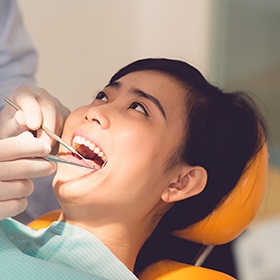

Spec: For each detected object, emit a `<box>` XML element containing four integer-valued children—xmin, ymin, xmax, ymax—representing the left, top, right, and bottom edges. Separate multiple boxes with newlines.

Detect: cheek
<box><xmin>114</xmin><ymin>123</ymin><xmax>161</xmax><ymax>158</ymax></box>
<box><xmin>59</xmin><ymin>107</ymin><xmax>88</xmax><ymax>143</ymax></box>
<box><xmin>113</xmin><ymin>126</ymin><xmax>171</xmax><ymax>180</ymax></box>
<box><xmin>64</xmin><ymin>107</ymin><xmax>85</xmax><ymax>129</ymax></box>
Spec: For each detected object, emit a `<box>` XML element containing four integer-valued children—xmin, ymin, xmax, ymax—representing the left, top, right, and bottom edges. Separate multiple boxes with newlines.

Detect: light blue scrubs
<box><xmin>0</xmin><ymin>218</ymin><xmax>138</xmax><ymax>280</ymax></box>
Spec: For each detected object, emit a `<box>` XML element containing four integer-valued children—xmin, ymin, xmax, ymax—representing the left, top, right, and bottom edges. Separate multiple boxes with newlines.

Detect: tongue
<box><xmin>75</xmin><ymin>144</ymin><xmax>95</xmax><ymax>159</ymax></box>
<box><xmin>75</xmin><ymin>144</ymin><xmax>104</xmax><ymax>167</ymax></box>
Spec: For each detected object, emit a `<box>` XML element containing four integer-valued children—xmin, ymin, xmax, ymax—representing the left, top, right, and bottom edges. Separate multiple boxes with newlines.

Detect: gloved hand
<box><xmin>0</xmin><ymin>131</ymin><xmax>56</xmax><ymax>220</ymax></box>
<box><xmin>0</xmin><ymin>86</ymin><xmax>69</xmax><ymax>219</ymax></box>
<box><xmin>0</xmin><ymin>86</ymin><xmax>70</xmax><ymax>154</ymax></box>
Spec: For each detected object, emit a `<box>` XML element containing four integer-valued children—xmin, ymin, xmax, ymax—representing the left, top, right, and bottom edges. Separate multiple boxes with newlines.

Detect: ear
<box><xmin>161</xmin><ymin>165</ymin><xmax>207</xmax><ymax>203</ymax></box>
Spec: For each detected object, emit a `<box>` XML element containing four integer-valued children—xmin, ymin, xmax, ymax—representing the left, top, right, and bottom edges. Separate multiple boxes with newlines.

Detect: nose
<box><xmin>84</xmin><ymin>106</ymin><xmax>110</xmax><ymax>129</ymax></box>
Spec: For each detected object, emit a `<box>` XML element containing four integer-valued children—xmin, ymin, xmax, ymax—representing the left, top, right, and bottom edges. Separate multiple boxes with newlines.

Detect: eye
<box><xmin>95</xmin><ymin>91</ymin><xmax>108</xmax><ymax>102</ymax></box>
<box><xmin>129</xmin><ymin>102</ymin><xmax>150</xmax><ymax>117</ymax></box>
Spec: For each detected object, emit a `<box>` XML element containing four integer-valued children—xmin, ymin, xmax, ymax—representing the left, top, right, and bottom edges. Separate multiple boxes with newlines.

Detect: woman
<box><xmin>0</xmin><ymin>58</ymin><xmax>266</xmax><ymax>279</ymax></box>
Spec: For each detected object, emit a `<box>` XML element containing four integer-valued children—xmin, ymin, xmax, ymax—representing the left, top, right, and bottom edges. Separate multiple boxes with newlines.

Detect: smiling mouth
<box><xmin>72</xmin><ymin>135</ymin><xmax>107</xmax><ymax>169</ymax></box>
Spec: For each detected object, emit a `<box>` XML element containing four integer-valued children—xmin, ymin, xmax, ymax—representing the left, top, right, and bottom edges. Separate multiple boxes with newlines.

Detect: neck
<box><xmin>62</xmin><ymin>213</ymin><xmax>153</xmax><ymax>272</ymax></box>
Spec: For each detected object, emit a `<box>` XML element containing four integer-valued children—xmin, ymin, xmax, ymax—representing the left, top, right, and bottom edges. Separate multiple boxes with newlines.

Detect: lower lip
<box><xmin>54</xmin><ymin>156</ymin><xmax>97</xmax><ymax>185</ymax></box>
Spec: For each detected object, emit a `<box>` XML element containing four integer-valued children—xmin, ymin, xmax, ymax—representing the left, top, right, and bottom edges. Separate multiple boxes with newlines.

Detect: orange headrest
<box><xmin>173</xmin><ymin>143</ymin><xmax>268</xmax><ymax>245</ymax></box>
<box><xmin>138</xmin><ymin>260</ymin><xmax>235</xmax><ymax>280</ymax></box>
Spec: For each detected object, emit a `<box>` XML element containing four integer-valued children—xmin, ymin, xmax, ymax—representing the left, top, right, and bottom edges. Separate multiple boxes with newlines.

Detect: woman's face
<box><xmin>53</xmin><ymin>70</ymin><xmax>187</xmax><ymax>220</ymax></box>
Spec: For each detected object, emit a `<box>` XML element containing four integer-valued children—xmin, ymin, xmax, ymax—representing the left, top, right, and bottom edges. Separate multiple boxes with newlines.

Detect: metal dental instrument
<box><xmin>4</xmin><ymin>97</ymin><xmax>97</xmax><ymax>170</ymax></box>
<box><xmin>45</xmin><ymin>154</ymin><xmax>96</xmax><ymax>169</ymax></box>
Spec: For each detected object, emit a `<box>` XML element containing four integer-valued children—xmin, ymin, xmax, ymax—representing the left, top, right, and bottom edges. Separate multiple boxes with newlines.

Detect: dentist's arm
<box><xmin>0</xmin><ymin>0</ymin><xmax>38</xmax><ymax>107</ymax></box>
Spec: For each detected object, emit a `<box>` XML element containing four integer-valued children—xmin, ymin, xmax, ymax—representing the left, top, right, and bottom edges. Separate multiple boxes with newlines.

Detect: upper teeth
<box><xmin>72</xmin><ymin>135</ymin><xmax>107</xmax><ymax>162</ymax></box>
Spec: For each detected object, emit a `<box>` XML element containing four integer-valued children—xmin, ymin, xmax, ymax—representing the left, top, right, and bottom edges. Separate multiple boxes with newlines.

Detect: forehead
<box><xmin>116</xmin><ymin>70</ymin><xmax>187</xmax><ymax>119</ymax></box>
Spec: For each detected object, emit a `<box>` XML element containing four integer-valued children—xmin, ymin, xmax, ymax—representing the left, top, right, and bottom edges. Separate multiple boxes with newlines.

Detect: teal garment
<box><xmin>0</xmin><ymin>218</ymin><xmax>138</xmax><ymax>280</ymax></box>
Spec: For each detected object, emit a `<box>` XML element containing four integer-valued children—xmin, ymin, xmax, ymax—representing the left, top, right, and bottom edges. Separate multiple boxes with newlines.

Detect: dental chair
<box><xmin>28</xmin><ymin>144</ymin><xmax>268</xmax><ymax>280</ymax></box>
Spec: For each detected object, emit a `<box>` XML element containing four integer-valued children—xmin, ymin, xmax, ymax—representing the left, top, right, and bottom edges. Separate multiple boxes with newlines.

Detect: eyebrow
<box><xmin>105</xmin><ymin>81</ymin><xmax>166</xmax><ymax>119</ymax></box>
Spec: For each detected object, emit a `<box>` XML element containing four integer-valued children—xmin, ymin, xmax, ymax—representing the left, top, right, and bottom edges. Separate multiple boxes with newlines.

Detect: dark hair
<box><xmin>110</xmin><ymin>58</ymin><xmax>267</xmax><ymax>272</ymax></box>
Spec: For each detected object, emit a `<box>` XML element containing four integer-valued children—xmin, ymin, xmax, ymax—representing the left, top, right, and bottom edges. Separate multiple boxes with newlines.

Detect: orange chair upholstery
<box><xmin>28</xmin><ymin>209</ymin><xmax>61</xmax><ymax>230</ymax></box>
<box><xmin>138</xmin><ymin>260</ymin><xmax>235</xmax><ymax>280</ymax></box>
<box><xmin>28</xmin><ymin>144</ymin><xmax>268</xmax><ymax>280</ymax></box>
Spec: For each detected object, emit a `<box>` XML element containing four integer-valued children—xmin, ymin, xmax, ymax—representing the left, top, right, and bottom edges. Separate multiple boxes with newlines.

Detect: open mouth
<box><xmin>72</xmin><ymin>135</ymin><xmax>107</xmax><ymax>169</ymax></box>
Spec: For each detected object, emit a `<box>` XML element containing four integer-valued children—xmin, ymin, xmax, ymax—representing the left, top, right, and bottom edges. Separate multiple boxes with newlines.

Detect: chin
<box><xmin>54</xmin><ymin>162</ymin><xmax>95</xmax><ymax>183</ymax></box>
<box><xmin>52</xmin><ymin>175</ymin><xmax>90</xmax><ymax>203</ymax></box>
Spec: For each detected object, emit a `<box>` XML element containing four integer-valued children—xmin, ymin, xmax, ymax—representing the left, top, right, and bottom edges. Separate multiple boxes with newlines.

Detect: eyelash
<box><xmin>95</xmin><ymin>91</ymin><xmax>108</xmax><ymax>101</ymax></box>
<box><xmin>128</xmin><ymin>102</ymin><xmax>150</xmax><ymax>117</ymax></box>
<box><xmin>95</xmin><ymin>91</ymin><xmax>150</xmax><ymax>117</ymax></box>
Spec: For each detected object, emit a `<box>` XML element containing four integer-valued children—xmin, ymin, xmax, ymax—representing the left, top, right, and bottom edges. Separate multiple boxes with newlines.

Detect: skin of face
<box><xmin>52</xmin><ymin>70</ymin><xmax>188</xmax><ymax>230</ymax></box>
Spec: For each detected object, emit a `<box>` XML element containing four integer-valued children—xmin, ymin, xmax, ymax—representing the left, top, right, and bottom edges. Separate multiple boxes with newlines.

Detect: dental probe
<box><xmin>45</xmin><ymin>154</ymin><xmax>97</xmax><ymax>170</ymax></box>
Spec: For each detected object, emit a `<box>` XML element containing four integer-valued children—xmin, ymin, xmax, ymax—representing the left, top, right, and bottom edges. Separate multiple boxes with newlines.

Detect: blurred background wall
<box><xmin>18</xmin><ymin>0</ymin><xmax>213</xmax><ymax>110</ymax></box>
